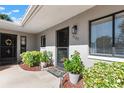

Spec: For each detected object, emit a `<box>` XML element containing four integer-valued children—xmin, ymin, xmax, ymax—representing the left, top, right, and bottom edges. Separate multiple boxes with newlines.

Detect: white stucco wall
<box><xmin>36</xmin><ymin>5</ymin><xmax>124</xmax><ymax>67</ymax></box>
<box><xmin>0</xmin><ymin>29</ymin><xmax>36</xmax><ymax>61</ymax></box>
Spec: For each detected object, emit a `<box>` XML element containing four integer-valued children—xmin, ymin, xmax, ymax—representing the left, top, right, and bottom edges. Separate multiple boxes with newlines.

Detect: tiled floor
<box><xmin>0</xmin><ymin>65</ymin><xmax>60</xmax><ymax>88</ymax></box>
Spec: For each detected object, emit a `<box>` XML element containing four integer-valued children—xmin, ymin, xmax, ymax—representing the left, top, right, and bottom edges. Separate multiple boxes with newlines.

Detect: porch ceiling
<box><xmin>0</xmin><ymin>5</ymin><xmax>95</xmax><ymax>34</ymax></box>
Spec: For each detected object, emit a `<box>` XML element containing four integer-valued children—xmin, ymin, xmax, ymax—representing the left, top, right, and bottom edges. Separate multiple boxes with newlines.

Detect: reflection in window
<box><xmin>90</xmin><ymin>11</ymin><xmax>124</xmax><ymax>57</ymax></box>
<box><xmin>90</xmin><ymin>17</ymin><xmax>112</xmax><ymax>55</ymax></box>
<box><xmin>115</xmin><ymin>13</ymin><xmax>124</xmax><ymax>56</ymax></box>
<box><xmin>41</xmin><ymin>35</ymin><xmax>46</xmax><ymax>47</ymax></box>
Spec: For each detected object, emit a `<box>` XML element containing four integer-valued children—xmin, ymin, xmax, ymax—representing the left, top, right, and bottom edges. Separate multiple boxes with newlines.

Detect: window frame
<box><xmin>41</xmin><ymin>35</ymin><xmax>46</xmax><ymax>47</ymax></box>
<box><xmin>20</xmin><ymin>36</ymin><xmax>27</xmax><ymax>53</ymax></box>
<box><xmin>89</xmin><ymin>10</ymin><xmax>124</xmax><ymax>58</ymax></box>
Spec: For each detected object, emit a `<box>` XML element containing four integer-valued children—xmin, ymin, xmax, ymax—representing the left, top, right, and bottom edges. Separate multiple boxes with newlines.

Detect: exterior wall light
<box><xmin>71</xmin><ymin>25</ymin><xmax>78</xmax><ymax>35</ymax></box>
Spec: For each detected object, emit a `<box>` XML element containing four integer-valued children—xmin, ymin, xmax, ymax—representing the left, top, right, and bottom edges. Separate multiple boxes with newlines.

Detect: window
<box><xmin>90</xmin><ymin>17</ymin><xmax>113</xmax><ymax>55</ymax></box>
<box><xmin>115</xmin><ymin>13</ymin><xmax>124</xmax><ymax>56</ymax></box>
<box><xmin>89</xmin><ymin>10</ymin><xmax>124</xmax><ymax>57</ymax></box>
<box><xmin>57</xmin><ymin>27</ymin><xmax>69</xmax><ymax>47</ymax></box>
<box><xmin>41</xmin><ymin>35</ymin><xmax>46</xmax><ymax>47</ymax></box>
<box><xmin>20</xmin><ymin>36</ymin><xmax>26</xmax><ymax>53</ymax></box>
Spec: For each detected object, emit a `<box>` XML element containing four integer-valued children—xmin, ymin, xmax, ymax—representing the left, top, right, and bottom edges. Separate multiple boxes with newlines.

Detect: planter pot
<box><xmin>69</xmin><ymin>73</ymin><xmax>80</xmax><ymax>84</ymax></box>
<box><xmin>40</xmin><ymin>62</ymin><xmax>47</xmax><ymax>68</ymax></box>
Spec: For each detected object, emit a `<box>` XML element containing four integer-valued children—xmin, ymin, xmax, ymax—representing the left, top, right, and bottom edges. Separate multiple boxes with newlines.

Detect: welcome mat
<box><xmin>47</xmin><ymin>67</ymin><xmax>66</xmax><ymax>78</ymax></box>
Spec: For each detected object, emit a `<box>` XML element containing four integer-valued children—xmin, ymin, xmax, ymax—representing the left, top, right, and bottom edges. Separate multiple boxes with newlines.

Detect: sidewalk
<box><xmin>0</xmin><ymin>65</ymin><xmax>60</xmax><ymax>88</ymax></box>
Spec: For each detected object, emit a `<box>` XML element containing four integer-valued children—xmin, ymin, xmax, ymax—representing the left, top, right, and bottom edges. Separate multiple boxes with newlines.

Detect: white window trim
<box><xmin>88</xmin><ymin>55</ymin><xmax>124</xmax><ymax>62</ymax></box>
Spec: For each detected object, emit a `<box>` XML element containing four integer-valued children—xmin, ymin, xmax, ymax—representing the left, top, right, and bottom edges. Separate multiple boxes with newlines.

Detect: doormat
<box><xmin>47</xmin><ymin>67</ymin><xmax>66</xmax><ymax>78</ymax></box>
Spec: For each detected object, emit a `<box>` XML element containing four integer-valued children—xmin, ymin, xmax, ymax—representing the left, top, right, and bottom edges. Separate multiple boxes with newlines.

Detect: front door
<box><xmin>0</xmin><ymin>33</ymin><xmax>17</xmax><ymax>65</ymax></box>
<box><xmin>56</xmin><ymin>27</ymin><xmax>69</xmax><ymax>67</ymax></box>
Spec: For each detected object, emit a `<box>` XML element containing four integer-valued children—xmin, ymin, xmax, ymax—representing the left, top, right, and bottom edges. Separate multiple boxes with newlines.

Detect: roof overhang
<box><xmin>0</xmin><ymin>5</ymin><xmax>95</xmax><ymax>33</ymax></box>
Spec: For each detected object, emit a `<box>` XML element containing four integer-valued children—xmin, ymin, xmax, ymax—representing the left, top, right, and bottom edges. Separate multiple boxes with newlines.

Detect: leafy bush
<box><xmin>41</xmin><ymin>51</ymin><xmax>52</xmax><ymax>63</ymax></box>
<box><xmin>20</xmin><ymin>51</ymin><xmax>42</xmax><ymax>67</ymax></box>
<box><xmin>64</xmin><ymin>51</ymin><xmax>84</xmax><ymax>74</ymax></box>
<box><xmin>47</xmin><ymin>51</ymin><xmax>53</xmax><ymax>60</ymax></box>
<box><xmin>83</xmin><ymin>61</ymin><xmax>124</xmax><ymax>88</ymax></box>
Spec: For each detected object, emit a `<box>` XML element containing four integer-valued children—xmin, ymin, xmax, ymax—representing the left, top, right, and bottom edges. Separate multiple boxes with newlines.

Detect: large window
<box><xmin>89</xmin><ymin>10</ymin><xmax>124</xmax><ymax>57</ymax></box>
<box><xmin>115</xmin><ymin>13</ymin><xmax>124</xmax><ymax>56</ymax></box>
<box><xmin>90</xmin><ymin>17</ymin><xmax>113</xmax><ymax>55</ymax></box>
<box><xmin>41</xmin><ymin>35</ymin><xmax>46</xmax><ymax>47</ymax></box>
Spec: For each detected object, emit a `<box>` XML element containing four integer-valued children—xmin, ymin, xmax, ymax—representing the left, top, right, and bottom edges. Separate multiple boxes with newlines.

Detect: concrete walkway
<box><xmin>0</xmin><ymin>65</ymin><xmax>60</xmax><ymax>88</ymax></box>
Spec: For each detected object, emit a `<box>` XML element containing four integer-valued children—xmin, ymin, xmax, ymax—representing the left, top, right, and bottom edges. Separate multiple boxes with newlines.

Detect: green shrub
<box><xmin>47</xmin><ymin>51</ymin><xmax>53</xmax><ymax>60</ymax></box>
<box><xmin>41</xmin><ymin>51</ymin><xmax>52</xmax><ymax>63</ymax></box>
<box><xmin>83</xmin><ymin>61</ymin><xmax>124</xmax><ymax>88</ymax></box>
<box><xmin>20</xmin><ymin>51</ymin><xmax>42</xmax><ymax>67</ymax></box>
<box><xmin>64</xmin><ymin>51</ymin><xmax>84</xmax><ymax>74</ymax></box>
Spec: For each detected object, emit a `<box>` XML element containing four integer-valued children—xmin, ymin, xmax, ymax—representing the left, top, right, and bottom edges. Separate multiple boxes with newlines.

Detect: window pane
<box><xmin>43</xmin><ymin>36</ymin><xmax>46</xmax><ymax>47</ymax></box>
<box><xmin>41</xmin><ymin>35</ymin><xmax>46</xmax><ymax>47</ymax></box>
<box><xmin>57</xmin><ymin>28</ymin><xmax>69</xmax><ymax>47</ymax></box>
<box><xmin>115</xmin><ymin>13</ymin><xmax>124</xmax><ymax>56</ymax></box>
<box><xmin>90</xmin><ymin>17</ymin><xmax>113</xmax><ymax>55</ymax></box>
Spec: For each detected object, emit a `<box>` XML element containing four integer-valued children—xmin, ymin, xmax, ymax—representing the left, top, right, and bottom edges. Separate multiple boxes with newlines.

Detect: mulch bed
<box><xmin>19</xmin><ymin>63</ymin><xmax>41</xmax><ymax>71</ymax></box>
<box><xmin>61</xmin><ymin>74</ymin><xmax>84</xmax><ymax>88</ymax></box>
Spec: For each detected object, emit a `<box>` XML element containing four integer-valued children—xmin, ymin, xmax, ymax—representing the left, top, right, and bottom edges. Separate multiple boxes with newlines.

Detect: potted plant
<box><xmin>47</xmin><ymin>51</ymin><xmax>53</xmax><ymax>66</ymax></box>
<box><xmin>40</xmin><ymin>51</ymin><xmax>51</xmax><ymax>68</ymax></box>
<box><xmin>64</xmin><ymin>51</ymin><xmax>84</xmax><ymax>84</ymax></box>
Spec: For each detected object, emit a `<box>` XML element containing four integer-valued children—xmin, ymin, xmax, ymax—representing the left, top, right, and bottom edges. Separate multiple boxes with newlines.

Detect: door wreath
<box><xmin>5</xmin><ymin>39</ymin><xmax>12</xmax><ymax>46</ymax></box>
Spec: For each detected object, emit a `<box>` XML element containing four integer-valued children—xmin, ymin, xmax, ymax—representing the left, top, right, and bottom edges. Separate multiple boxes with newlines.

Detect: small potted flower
<box><xmin>40</xmin><ymin>51</ymin><xmax>52</xmax><ymax>68</ymax></box>
<box><xmin>47</xmin><ymin>51</ymin><xmax>53</xmax><ymax>66</ymax></box>
<box><xmin>64</xmin><ymin>51</ymin><xmax>84</xmax><ymax>84</ymax></box>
